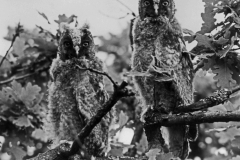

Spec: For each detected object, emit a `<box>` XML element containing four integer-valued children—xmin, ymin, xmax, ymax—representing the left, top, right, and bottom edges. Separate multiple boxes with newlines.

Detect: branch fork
<box><xmin>28</xmin><ymin>65</ymin><xmax>240</xmax><ymax>159</ymax></box>
<box><xmin>27</xmin><ymin>67</ymin><xmax>134</xmax><ymax>160</ymax></box>
<box><xmin>144</xmin><ymin>85</ymin><xmax>240</xmax><ymax>127</ymax></box>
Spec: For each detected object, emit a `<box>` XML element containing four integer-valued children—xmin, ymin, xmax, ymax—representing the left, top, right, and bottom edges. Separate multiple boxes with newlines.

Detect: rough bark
<box><xmin>145</xmin><ymin>111</ymin><xmax>240</xmax><ymax>126</ymax></box>
<box><xmin>27</xmin><ymin>79</ymin><xmax>240</xmax><ymax>160</ymax></box>
<box><xmin>27</xmin><ymin>81</ymin><xmax>135</xmax><ymax>160</ymax></box>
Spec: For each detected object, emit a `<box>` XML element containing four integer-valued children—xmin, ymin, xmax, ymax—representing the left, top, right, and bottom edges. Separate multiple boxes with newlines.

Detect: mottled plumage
<box><xmin>47</xmin><ymin>26</ymin><xmax>109</xmax><ymax>157</ymax></box>
<box><xmin>132</xmin><ymin>0</ymin><xmax>196</xmax><ymax>159</ymax></box>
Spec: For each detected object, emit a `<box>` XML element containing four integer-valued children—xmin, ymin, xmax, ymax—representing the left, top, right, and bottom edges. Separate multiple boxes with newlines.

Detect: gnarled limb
<box><xmin>144</xmin><ymin>111</ymin><xmax>240</xmax><ymax>126</ymax></box>
<box><xmin>174</xmin><ymin>86</ymin><xmax>240</xmax><ymax>113</ymax></box>
<box><xmin>27</xmin><ymin>78</ymin><xmax>134</xmax><ymax>160</ymax></box>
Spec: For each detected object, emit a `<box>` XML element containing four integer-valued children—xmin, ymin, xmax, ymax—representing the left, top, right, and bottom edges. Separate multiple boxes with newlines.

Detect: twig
<box><xmin>0</xmin><ymin>73</ymin><xmax>35</xmax><ymax>85</ymax></box>
<box><xmin>36</xmin><ymin>25</ymin><xmax>56</xmax><ymax>39</ymax></box>
<box><xmin>115</xmin><ymin>0</ymin><xmax>136</xmax><ymax>17</ymax></box>
<box><xmin>174</xmin><ymin>86</ymin><xmax>240</xmax><ymax>113</ymax></box>
<box><xmin>145</xmin><ymin>111</ymin><xmax>240</xmax><ymax>126</ymax></box>
<box><xmin>194</xmin><ymin>59</ymin><xmax>204</xmax><ymax>73</ymax></box>
<box><xmin>0</xmin><ymin>64</ymin><xmax>50</xmax><ymax>85</ymax></box>
<box><xmin>99</xmin><ymin>11</ymin><xmax>130</xmax><ymax>19</ymax></box>
<box><xmin>0</xmin><ymin>23</ymin><xmax>23</xmax><ymax>68</ymax></box>
<box><xmin>76</xmin><ymin>65</ymin><xmax>118</xmax><ymax>88</ymax></box>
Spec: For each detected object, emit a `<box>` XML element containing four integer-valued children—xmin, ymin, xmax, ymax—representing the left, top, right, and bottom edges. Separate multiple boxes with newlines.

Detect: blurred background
<box><xmin>0</xmin><ymin>0</ymin><xmax>240</xmax><ymax>160</ymax></box>
<box><xmin>0</xmin><ymin>0</ymin><xmax>204</xmax><ymax>55</ymax></box>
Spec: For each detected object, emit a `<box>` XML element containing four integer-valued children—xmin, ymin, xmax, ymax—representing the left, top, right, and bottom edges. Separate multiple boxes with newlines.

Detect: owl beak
<box><xmin>74</xmin><ymin>46</ymin><xmax>80</xmax><ymax>56</ymax></box>
<box><xmin>154</xmin><ymin>3</ymin><xmax>159</xmax><ymax>16</ymax></box>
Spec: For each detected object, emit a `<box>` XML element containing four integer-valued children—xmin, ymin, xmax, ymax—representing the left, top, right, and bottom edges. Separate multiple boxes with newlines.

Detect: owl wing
<box><xmin>73</xmin><ymin>58</ymin><xmax>110</xmax><ymax>156</ymax></box>
<box><xmin>89</xmin><ymin>57</ymin><xmax>111</xmax><ymax>122</ymax></box>
<box><xmin>130</xmin><ymin>18</ymin><xmax>136</xmax><ymax>51</ymax></box>
<box><xmin>178</xmin><ymin>37</ymin><xmax>198</xmax><ymax>141</ymax></box>
<box><xmin>90</xmin><ymin>57</ymin><xmax>109</xmax><ymax>104</ymax></box>
<box><xmin>49</xmin><ymin>56</ymin><xmax>62</xmax><ymax>81</ymax></box>
<box><xmin>178</xmin><ymin>37</ymin><xmax>194</xmax><ymax>81</ymax></box>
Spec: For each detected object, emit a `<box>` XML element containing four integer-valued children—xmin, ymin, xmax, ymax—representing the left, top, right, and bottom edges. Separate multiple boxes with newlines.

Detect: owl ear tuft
<box><xmin>81</xmin><ymin>23</ymin><xmax>90</xmax><ymax>29</ymax></box>
<box><xmin>59</xmin><ymin>22</ymin><xmax>70</xmax><ymax>33</ymax></box>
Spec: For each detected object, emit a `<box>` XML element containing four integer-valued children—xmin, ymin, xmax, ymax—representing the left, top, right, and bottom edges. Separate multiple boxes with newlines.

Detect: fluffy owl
<box><xmin>47</xmin><ymin>25</ymin><xmax>110</xmax><ymax>158</ymax></box>
<box><xmin>131</xmin><ymin>0</ymin><xmax>197</xmax><ymax>159</ymax></box>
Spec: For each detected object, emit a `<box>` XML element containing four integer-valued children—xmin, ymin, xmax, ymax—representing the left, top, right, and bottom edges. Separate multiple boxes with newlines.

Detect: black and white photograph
<box><xmin>0</xmin><ymin>0</ymin><xmax>240</xmax><ymax>160</ymax></box>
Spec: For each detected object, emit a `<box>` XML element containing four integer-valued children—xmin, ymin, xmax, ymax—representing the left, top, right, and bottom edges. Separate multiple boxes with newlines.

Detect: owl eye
<box><xmin>162</xmin><ymin>1</ymin><xmax>169</xmax><ymax>6</ymax></box>
<box><xmin>63</xmin><ymin>41</ymin><xmax>72</xmax><ymax>48</ymax></box>
<box><xmin>82</xmin><ymin>42</ymin><xmax>89</xmax><ymax>47</ymax></box>
<box><xmin>144</xmin><ymin>1</ymin><xmax>150</xmax><ymax>6</ymax></box>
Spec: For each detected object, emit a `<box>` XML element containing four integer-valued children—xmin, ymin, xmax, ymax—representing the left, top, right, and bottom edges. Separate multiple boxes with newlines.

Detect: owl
<box><xmin>131</xmin><ymin>0</ymin><xmax>197</xmax><ymax>159</ymax></box>
<box><xmin>47</xmin><ymin>25</ymin><xmax>110</xmax><ymax>158</ymax></box>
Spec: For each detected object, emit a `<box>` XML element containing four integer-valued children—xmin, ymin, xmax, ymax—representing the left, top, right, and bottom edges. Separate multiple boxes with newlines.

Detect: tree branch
<box><xmin>115</xmin><ymin>0</ymin><xmax>136</xmax><ymax>17</ymax></box>
<box><xmin>29</xmin><ymin>140</ymin><xmax>141</xmax><ymax>160</ymax></box>
<box><xmin>145</xmin><ymin>111</ymin><xmax>240</xmax><ymax>126</ymax></box>
<box><xmin>0</xmin><ymin>64</ymin><xmax>50</xmax><ymax>85</ymax></box>
<box><xmin>0</xmin><ymin>23</ymin><xmax>23</xmax><ymax>68</ymax></box>
<box><xmin>98</xmin><ymin>11</ymin><xmax>131</xmax><ymax>20</ymax></box>
<box><xmin>143</xmin><ymin>86</ymin><xmax>240</xmax><ymax>126</ymax></box>
<box><xmin>27</xmin><ymin>80</ymin><xmax>135</xmax><ymax>160</ymax></box>
<box><xmin>174</xmin><ymin>86</ymin><xmax>240</xmax><ymax>113</ymax></box>
<box><xmin>26</xmin><ymin>64</ymin><xmax>240</xmax><ymax>160</ymax></box>
<box><xmin>65</xmin><ymin>81</ymin><xmax>135</xmax><ymax>157</ymax></box>
<box><xmin>76</xmin><ymin>65</ymin><xmax>118</xmax><ymax>88</ymax></box>
<box><xmin>0</xmin><ymin>73</ymin><xmax>35</xmax><ymax>85</ymax></box>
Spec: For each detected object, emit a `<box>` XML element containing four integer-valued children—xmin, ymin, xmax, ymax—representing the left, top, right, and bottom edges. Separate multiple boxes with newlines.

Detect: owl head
<box><xmin>158</xmin><ymin>0</ymin><xmax>176</xmax><ymax>20</ymax></box>
<box><xmin>58</xmin><ymin>28</ymin><xmax>81</xmax><ymax>61</ymax></box>
<box><xmin>139</xmin><ymin>0</ymin><xmax>176</xmax><ymax>20</ymax></box>
<box><xmin>58</xmin><ymin>24</ymin><xmax>95</xmax><ymax>61</ymax></box>
<box><xmin>78</xmin><ymin>25</ymin><xmax>95</xmax><ymax>59</ymax></box>
<box><xmin>139</xmin><ymin>0</ymin><xmax>156</xmax><ymax>20</ymax></box>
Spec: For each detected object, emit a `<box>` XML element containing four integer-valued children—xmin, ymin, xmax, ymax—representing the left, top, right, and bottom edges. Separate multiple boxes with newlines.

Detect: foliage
<box><xmin>186</xmin><ymin>1</ymin><xmax>240</xmax><ymax>159</ymax></box>
<box><xmin>0</xmin><ymin>81</ymin><xmax>48</xmax><ymax>159</ymax></box>
<box><xmin>0</xmin><ymin>11</ymin><xmax>138</xmax><ymax>160</ymax></box>
<box><xmin>186</xmin><ymin>0</ymin><xmax>240</xmax><ymax>89</ymax></box>
<box><xmin>1</xmin><ymin>0</ymin><xmax>240</xmax><ymax>160</ymax></box>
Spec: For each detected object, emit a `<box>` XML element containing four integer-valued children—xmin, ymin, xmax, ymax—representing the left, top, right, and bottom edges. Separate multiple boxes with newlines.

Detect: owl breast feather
<box><xmin>132</xmin><ymin>17</ymin><xmax>182</xmax><ymax>73</ymax></box>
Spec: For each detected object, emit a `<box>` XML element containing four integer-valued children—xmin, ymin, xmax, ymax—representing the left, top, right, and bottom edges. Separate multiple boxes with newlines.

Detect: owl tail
<box><xmin>161</xmin><ymin>125</ymin><xmax>189</xmax><ymax>160</ymax></box>
<box><xmin>180</xmin><ymin>138</ymin><xmax>190</xmax><ymax>160</ymax></box>
<box><xmin>188</xmin><ymin>124</ymin><xmax>199</xmax><ymax>141</ymax></box>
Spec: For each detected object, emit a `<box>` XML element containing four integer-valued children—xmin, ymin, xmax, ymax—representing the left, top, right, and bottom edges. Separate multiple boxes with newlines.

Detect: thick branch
<box><xmin>67</xmin><ymin>81</ymin><xmax>135</xmax><ymax>156</ymax></box>
<box><xmin>174</xmin><ymin>86</ymin><xmax>240</xmax><ymax>113</ymax></box>
<box><xmin>27</xmin><ymin>81</ymin><xmax>134</xmax><ymax>160</ymax></box>
<box><xmin>145</xmin><ymin>111</ymin><xmax>240</xmax><ymax>126</ymax></box>
<box><xmin>27</xmin><ymin>143</ymin><xmax>140</xmax><ymax>160</ymax></box>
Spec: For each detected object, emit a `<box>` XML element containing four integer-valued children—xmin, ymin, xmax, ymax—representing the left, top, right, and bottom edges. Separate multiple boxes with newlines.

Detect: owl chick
<box><xmin>47</xmin><ymin>25</ymin><xmax>110</xmax><ymax>157</ymax></box>
<box><xmin>131</xmin><ymin>0</ymin><xmax>197</xmax><ymax>159</ymax></box>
